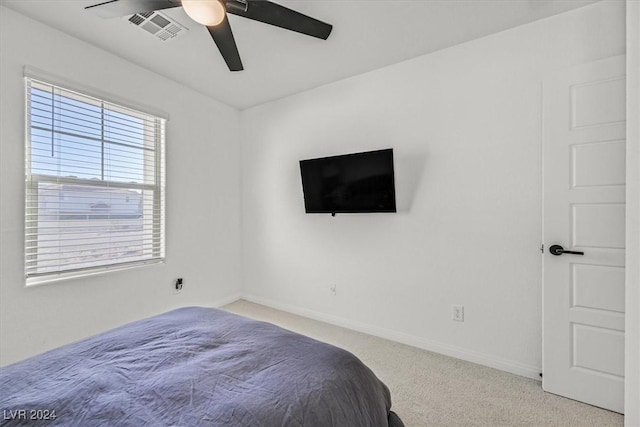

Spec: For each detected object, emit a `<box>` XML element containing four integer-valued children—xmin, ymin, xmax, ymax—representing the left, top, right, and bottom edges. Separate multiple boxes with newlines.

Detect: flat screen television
<box><xmin>299</xmin><ymin>148</ymin><xmax>396</xmax><ymax>214</ymax></box>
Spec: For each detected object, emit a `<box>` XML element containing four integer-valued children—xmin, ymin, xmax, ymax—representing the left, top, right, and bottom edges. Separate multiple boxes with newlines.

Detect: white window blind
<box><xmin>25</xmin><ymin>78</ymin><xmax>165</xmax><ymax>282</ymax></box>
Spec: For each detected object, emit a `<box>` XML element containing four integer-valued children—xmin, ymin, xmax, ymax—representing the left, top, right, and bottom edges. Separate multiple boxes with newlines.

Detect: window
<box><xmin>25</xmin><ymin>78</ymin><xmax>165</xmax><ymax>283</ymax></box>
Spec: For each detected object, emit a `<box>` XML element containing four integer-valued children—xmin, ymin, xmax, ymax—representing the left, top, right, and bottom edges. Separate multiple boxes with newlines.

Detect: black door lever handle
<box><xmin>549</xmin><ymin>244</ymin><xmax>584</xmax><ymax>256</ymax></box>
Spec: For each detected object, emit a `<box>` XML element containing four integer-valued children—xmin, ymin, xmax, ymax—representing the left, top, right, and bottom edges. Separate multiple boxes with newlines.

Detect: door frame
<box><xmin>624</xmin><ymin>1</ymin><xmax>640</xmax><ymax>424</ymax></box>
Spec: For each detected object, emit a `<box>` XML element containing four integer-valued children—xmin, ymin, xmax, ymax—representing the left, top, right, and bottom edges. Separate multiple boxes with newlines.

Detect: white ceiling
<box><xmin>1</xmin><ymin>0</ymin><xmax>599</xmax><ymax>109</ymax></box>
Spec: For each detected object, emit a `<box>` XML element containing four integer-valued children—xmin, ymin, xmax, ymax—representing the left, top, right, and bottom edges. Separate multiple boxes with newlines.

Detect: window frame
<box><xmin>24</xmin><ymin>72</ymin><xmax>167</xmax><ymax>286</ymax></box>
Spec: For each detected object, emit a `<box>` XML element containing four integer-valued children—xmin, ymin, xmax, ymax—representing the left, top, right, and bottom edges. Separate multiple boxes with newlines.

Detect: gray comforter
<box><xmin>0</xmin><ymin>306</ymin><xmax>403</xmax><ymax>426</ymax></box>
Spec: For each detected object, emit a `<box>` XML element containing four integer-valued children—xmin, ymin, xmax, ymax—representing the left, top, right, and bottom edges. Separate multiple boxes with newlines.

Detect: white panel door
<box><xmin>542</xmin><ymin>56</ymin><xmax>626</xmax><ymax>413</ymax></box>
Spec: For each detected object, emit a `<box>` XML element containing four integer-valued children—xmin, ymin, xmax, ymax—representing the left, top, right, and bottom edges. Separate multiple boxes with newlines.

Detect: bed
<box><xmin>0</xmin><ymin>306</ymin><xmax>403</xmax><ymax>426</ymax></box>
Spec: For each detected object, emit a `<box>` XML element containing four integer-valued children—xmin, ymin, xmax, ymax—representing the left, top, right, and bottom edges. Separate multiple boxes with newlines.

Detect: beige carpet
<box><xmin>223</xmin><ymin>299</ymin><xmax>623</xmax><ymax>427</ymax></box>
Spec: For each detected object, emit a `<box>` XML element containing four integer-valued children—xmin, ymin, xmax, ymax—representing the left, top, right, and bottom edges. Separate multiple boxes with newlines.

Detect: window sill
<box><xmin>25</xmin><ymin>259</ymin><xmax>164</xmax><ymax>287</ymax></box>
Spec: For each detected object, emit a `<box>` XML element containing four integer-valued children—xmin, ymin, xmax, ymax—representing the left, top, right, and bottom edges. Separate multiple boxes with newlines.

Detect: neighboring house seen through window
<box><xmin>25</xmin><ymin>77</ymin><xmax>166</xmax><ymax>284</ymax></box>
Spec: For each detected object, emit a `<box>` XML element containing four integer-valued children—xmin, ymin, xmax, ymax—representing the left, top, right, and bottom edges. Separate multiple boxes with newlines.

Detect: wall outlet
<box><xmin>452</xmin><ymin>305</ymin><xmax>464</xmax><ymax>322</ymax></box>
<box><xmin>330</xmin><ymin>284</ymin><xmax>337</xmax><ymax>296</ymax></box>
<box><xmin>175</xmin><ymin>278</ymin><xmax>183</xmax><ymax>293</ymax></box>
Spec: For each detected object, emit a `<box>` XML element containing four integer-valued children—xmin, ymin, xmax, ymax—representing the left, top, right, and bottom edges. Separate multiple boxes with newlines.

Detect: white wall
<box><xmin>625</xmin><ymin>1</ymin><xmax>640</xmax><ymax>424</ymax></box>
<box><xmin>0</xmin><ymin>7</ymin><xmax>242</xmax><ymax>366</ymax></box>
<box><xmin>239</xmin><ymin>1</ymin><xmax>625</xmax><ymax>378</ymax></box>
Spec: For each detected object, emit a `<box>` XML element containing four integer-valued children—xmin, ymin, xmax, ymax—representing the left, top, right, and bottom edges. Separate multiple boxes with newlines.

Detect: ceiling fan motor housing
<box><xmin>225</xmin><ymin>0</ymin><xmax>248</xmax><ymax>14</ymax></box>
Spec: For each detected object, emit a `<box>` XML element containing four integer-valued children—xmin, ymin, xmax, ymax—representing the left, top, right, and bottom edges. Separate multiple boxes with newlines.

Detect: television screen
<box><xmin>299</xmin><ymin>148</ymin><xmax>396</xmax><ymax>214</ymax></box>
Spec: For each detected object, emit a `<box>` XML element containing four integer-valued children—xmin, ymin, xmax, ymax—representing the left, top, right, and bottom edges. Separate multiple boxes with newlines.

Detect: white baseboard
<box><xmin>241</xmin><ymin>293</ymin><xmax>542</xmax><ymax>381</ymax></box>
<box><xmin>211</xmin><ymin>292</ymin><xmax>243</xmax><ymax>308</ymax></box>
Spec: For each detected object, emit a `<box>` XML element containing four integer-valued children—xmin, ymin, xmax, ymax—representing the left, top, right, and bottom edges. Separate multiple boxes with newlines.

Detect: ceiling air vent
<box><xmin>128</xmin><ymin>11</ymin><xmax>187</xmax><ymax>41</ymax></box>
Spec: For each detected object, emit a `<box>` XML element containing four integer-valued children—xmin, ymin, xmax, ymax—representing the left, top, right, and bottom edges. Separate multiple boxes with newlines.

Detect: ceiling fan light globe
<box><xmin>182</xmin><ymin>0</ymin><xmax>226</xmax><ymax>26</ymax></box>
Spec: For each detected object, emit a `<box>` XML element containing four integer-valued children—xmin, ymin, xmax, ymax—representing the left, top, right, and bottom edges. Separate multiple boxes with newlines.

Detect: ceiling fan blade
<box><xmin>85</xmin><ymin>0</ymin><xmax>182</xmax><ymax>18</ymax></box>
<box><xmin>207</xmin><ymin>16</ymin><xmax>244</xmax><ymax>72</ymax></box>
<box><xmin>227</xmin><ymin>0</ymin><xmax>332</xmax><ymax>40</ymax></box>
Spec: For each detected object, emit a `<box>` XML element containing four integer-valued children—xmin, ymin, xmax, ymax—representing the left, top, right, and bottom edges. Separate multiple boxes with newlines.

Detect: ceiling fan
<box><xmin>85</xmin><ymin>0</ymin><xmax>333</xmax><ymax>71</ymax></box>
